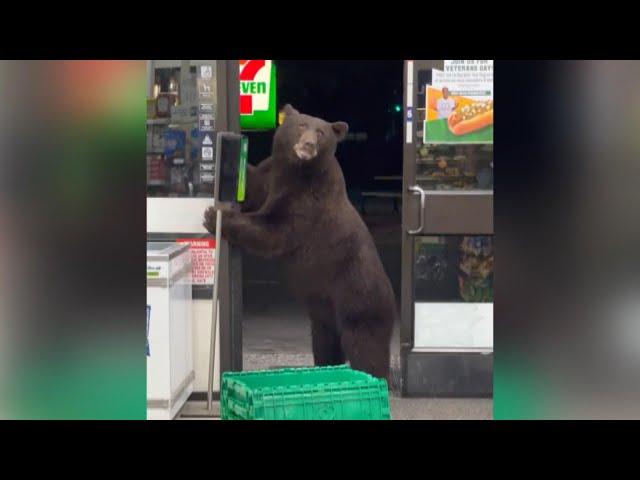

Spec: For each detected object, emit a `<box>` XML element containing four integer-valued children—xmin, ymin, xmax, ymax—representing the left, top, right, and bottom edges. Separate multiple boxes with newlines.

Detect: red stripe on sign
<box><xmin>240</xmin><ymin>94</ymin><xmax>252</xmax><ymax>115</ymax></box>
<box><xmin>239</xmin><ymin>60</ymin><xmax>265</xmax><ymax>80</ymax></box>
<box><xmin>176</xmin><ymin>239</ymin><xmax>216</xmax><ymax>249</ymax></box>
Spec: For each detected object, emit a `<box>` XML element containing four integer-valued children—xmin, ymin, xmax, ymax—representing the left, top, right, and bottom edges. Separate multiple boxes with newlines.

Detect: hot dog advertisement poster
<box><xmin>424</xmin><ymin>60</ymin><xmax>493</xmax><ymax>144</ymax></box>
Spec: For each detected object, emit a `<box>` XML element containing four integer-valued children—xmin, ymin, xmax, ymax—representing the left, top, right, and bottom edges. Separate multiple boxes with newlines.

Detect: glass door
<box><xmin>146</xmin><ymin>60</ymin><xmax>243</xmax><ymax>396</ymax></box>
<box><xmin>400</xmin><ymin>60</ymin><xmax>493</xmax><ymax>396</ymax></box>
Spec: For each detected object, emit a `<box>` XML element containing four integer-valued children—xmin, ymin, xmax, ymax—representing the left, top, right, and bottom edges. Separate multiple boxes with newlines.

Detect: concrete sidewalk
<box><xmin>242</xmin><ymin>304</ymin><xmax>492</xmax><ymax>420</ymax></box>
<box><xmin>178</xmin><ymin>281</ymin><xmax>493</xmax><ymax>420</ymax></box>
<box><xmin>242</xmin><ymin>352</ymin><xmax>492</xmax><ymax>420</ymax></box>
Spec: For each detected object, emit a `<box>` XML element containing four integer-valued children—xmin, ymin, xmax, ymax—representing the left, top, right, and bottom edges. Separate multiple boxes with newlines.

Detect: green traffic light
<box><xmin>394</xmin><ymin>104</ymin><xmax>402</xmax><ymax>112</ymax></box>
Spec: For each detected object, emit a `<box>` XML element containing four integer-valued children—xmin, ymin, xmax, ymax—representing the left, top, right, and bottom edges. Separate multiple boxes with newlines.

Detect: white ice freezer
<box><xmin>146</xmin><ymin>242</ymin><xmax>194</xmax><ymax>420</ymax></box>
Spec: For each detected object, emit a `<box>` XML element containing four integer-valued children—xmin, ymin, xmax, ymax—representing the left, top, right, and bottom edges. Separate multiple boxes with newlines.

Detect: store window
<box><xmin>413</xmin><ymin>235</ymin><xmax>493</xmax><ymax>349</ymax></box>
<box><xmin>414</xmin><ymin>235</ymin><xmax>493</xmax><ymax>302</ymax></box>
<box><xmin>415</xmin><ymin>108</ymin><xmax>493</xmax><ymax>191</ymax></box>
<box><xmin>147</xmin><ymin>60</ymin><xmax>217</xmax><ymax>198</ymax></box>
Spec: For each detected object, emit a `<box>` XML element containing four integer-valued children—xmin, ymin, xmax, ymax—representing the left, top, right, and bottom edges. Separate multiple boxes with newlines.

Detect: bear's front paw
<box><xmin>220</xmin><ymin>210</ymin><xmax>241</xmax><ymax>242</ymax></box>
<box><xmin>202</xmin><ymin>206</ymin><xmax>217</xmax><ymax>234</ymax></box>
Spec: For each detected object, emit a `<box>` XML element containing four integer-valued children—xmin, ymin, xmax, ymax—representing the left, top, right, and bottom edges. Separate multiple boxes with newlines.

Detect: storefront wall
<box><xmin>146</xmin><ymin>60</ymin><xmax>242</xmax><ymax>400</ymax></box>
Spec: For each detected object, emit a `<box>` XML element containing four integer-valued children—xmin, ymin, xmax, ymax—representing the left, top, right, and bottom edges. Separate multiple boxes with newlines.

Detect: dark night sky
<box><xmin>246</xmin><ymin>60</ymin><xmax>403</xmax><ymax>191</ymax></box>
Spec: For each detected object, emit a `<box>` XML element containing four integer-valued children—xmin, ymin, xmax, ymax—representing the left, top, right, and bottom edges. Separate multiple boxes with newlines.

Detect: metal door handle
<box><xmin>407</xmin><ymin>185</ymin><xmax>426</xmax><ymax>235</ymax></box>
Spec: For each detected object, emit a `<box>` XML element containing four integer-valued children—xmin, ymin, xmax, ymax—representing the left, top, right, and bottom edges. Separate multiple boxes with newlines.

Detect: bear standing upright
<box><xmin>204</xmin><ymin>105</ymin><xmax>396</xmax><ymax>380</ymax></box>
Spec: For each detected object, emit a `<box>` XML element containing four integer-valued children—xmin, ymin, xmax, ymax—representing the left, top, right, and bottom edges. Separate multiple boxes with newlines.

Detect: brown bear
<box><xmin>204</xmin><ymin>104</ymin><xmax>396</xmax><ymax>380</ymax></box>
<box><xmin>240</xmin><ymin>155</ymin><xmax>273</xmax><ymax>213</ymax></box>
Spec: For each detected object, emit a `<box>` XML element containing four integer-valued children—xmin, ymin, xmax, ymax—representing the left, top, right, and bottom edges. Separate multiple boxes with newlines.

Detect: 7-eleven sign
<box><xmin>239</xmin><ymin>60</ymin><xmax>277</xmax><ymax>130</ymax></box>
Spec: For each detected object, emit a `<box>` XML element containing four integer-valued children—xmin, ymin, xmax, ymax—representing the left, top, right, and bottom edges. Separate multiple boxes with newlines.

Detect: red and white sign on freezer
<box><xmin>176</xmin><ymin>238</ymin><xmax>215</xmax><ymax>285</ymax></box>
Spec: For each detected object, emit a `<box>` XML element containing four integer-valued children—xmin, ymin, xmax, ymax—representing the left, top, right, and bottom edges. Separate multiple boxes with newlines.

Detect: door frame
<box><xmin>400</xmin><ymin>60</ymin><xmax>493</xmax><ymax>397</ymax></box>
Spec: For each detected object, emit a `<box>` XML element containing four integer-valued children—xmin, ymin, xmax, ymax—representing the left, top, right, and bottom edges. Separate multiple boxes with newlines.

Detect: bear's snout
<box><xmin>293</xmin><ymin>129</ymin><xmax>318</xmax><ymax>161</ymax></box>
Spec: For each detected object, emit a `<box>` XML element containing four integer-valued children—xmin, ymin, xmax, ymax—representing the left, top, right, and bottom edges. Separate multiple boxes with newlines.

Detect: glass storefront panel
<box><xmin>415</xmin><ymin>108</ymin><xmax>493</xmax><ymax>191</ymax></box>
<box><xmin>414</xmin><ymin>235</ymin><xmax>493</xmax><ymax>303</ymax></box>
<box><xmin>147</xmin><ymin>60</ymin><xmax>217</xmax><ymax>198</ymax></box>
<box><xmin>413</xmin><ymin>235</ymin><xmax>493</xmax><ymax>350</ymax></box>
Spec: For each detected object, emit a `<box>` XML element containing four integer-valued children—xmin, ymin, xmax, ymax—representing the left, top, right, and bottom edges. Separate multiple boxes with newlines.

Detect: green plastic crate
<box><xmin>221</xmin><ymin>365</ymin><xmax>391</xmax><ymax>420</ymax></box>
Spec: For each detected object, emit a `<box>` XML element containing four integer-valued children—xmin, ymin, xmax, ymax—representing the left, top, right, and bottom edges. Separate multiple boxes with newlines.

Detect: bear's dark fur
<box><xmin>241</xmin><ymin>155</ymin><xmax>273</xmax><ymax>213</ymax></box>
<box><xmin>204</xmin><ymin>105</ymin><xmax>396</xmax><ymax>380</ymax></box>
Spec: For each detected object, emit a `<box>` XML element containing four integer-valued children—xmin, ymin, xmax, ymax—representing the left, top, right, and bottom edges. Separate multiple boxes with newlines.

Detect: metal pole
<box><xmin>147</xmin><ymin>61</ymin><xmax>154</xmax><ymax>98</ymax></box>
<box><xmin>207</xmin><ymin>207</ymin><xmax>223</xmax><ymax>411</ymax></box>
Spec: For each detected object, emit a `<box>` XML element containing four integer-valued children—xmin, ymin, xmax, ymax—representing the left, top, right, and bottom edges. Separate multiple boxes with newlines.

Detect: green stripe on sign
<box><xmin>424</xmin><ymin>118</ymin><xmax>493</xmax><ymax>144</ymax></box>
<box><xmin>237</xmin><ymin>136</ymin><xmax>248</xmax><ymax>202</ymax></box>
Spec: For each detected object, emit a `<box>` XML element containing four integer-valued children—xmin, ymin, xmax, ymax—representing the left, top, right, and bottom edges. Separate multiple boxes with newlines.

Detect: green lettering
<box><xmin>240</xmin><ymin>81</ymin><xmax>268</xmax><ymax>95</ymax></box>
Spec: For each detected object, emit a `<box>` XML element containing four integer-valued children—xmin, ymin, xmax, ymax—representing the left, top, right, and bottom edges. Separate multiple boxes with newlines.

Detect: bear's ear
<box><xmin>281</xmin><ymin>104</ymin><xmax>299</xmax><ymax>118</ymax></box>
<box><xmin>331</xmin><ymin>122</ymin><xmax>349</xmax><ymax>142</ymax></box>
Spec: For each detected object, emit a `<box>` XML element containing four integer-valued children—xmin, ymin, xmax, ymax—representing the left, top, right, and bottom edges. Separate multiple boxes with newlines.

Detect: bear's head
<box><xmin>273</xmin><ymin>104</ymin><xmax>349</xmax><ymax>165</ymax></box>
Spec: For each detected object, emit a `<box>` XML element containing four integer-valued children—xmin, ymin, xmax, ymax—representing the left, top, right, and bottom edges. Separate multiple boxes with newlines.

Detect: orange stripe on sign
<box><xmin>239</xmin><ymin>60</ymin><xmax>265</xmax><ymax>80</ymax></box>
<box><xmin>239</xmin><ymin>60</ymin><xmax>267</xmax><ymax>115</ymax></box>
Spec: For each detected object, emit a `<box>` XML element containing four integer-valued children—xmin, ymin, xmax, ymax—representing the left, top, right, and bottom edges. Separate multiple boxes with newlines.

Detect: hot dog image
<box><xmin>447</xmin><ymin>100</ymin><xmax>493</xmax><ymax>136</ymax></box>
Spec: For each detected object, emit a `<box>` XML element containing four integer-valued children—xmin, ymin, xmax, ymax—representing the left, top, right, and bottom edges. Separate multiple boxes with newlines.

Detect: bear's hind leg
<box><xmin>311</xmin><ymin>320</ymin><xmax>345</xmax><ymax>366</ymax></box>
<box><xmin>341</xmin><ymin>325</ymin><xmax>391</xmax><ymax>381</ymax></box>
<box><xmin>308</xmin><ymin>298</ymin><xmax>345</xmax><ymax>367</ymax></box>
